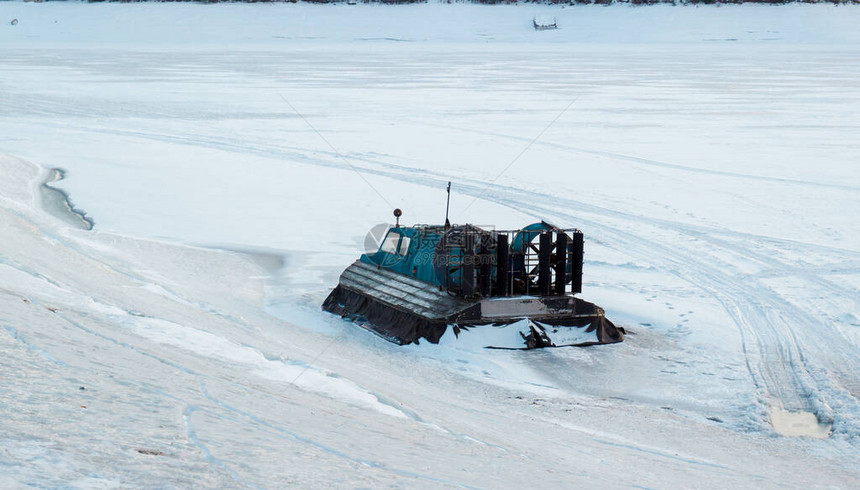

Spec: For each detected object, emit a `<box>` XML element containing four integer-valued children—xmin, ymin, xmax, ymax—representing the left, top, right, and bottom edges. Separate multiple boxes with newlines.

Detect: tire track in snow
<box><xmin>288</xmin><ymin>157</ymin><xmax>860</xmax><ymax>437</ymax></box>
<box><xmin>196</xmin><ymin>381</ymin><xmax>482</xmax><ymax>489</ymax></box>
<box><xmin>0</xmin><ymin>181</ymin><xmax>497</xmax><ymax>485</ymax></box>
<box><xmin>183</xmin><ymin>406</ymin><xmax>243</xmax><ymax>484</ymax></box>
<box><xmin>39</xmin><ymin>119</ymin><xmax>860</xmax><ymax>435</ymax></box>
<box><xmin>466</xmin><ymin>184</ymin><xmax>858</xmax><ymax>435</ymax></box>
<box><xmin>245</xmin><ymin>140</ymin><xmax>855</xmax><ymax>434</ymax></box>
<box><xmin>412</xmin><ymin>120</ymin><xmax>860</xmax><ymax>192</ymax></box>
<box><xmin>53</xmin><ymin>311</ymin><xmax>481</xmax><ymax>488</ymax></box>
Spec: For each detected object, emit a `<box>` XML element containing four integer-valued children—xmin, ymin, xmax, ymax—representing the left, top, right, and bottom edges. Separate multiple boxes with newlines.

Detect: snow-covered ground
<box><xmin>1</xmin><ymin>2</ymin><xmax>859</xmax><ymax>487</ymax></box>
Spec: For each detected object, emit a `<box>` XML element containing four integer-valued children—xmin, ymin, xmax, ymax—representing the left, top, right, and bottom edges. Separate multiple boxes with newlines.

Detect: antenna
<box><xmin>444</xmin><ymin>181</ymin><xmax>452</xmax><ymax>228</ymax></box>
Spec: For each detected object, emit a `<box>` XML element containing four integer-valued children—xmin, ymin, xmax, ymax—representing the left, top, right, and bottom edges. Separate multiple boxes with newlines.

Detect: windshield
<box><xmin>380</xmin><ymin>231</ymin><xmax>400</xmax><ymax>254</ymax></box>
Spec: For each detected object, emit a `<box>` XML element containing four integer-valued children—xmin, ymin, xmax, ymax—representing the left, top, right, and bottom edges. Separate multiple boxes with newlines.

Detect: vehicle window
<box><xmin>380</xmin><ymin>231</ymin><xmax>400</xmax><ymax>254</ymax></box>
<box><xmin>397</xmin><ymin>236</ymin><xmax>411</xmax><ymax>256</ymax></box>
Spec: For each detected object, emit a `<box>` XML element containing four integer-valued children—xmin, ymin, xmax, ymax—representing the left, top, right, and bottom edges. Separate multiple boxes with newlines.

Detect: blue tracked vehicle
<box><xmin>323</xmin><ymin>205</ymin><xmax>624</xmax><ymax>349</ymax></box>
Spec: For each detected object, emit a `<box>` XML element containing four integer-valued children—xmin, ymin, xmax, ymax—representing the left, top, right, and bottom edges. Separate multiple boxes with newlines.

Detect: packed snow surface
<box><xmin>1</xmin><ymin>2</ymin><xmax>859</xmax><ymax>487</ymax></box>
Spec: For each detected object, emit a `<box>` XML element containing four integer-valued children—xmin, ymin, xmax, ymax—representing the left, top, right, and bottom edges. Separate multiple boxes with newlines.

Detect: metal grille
<box><xmin>432</xmin><ymin>225</ymin><xmax>582</xmax><ymax>299</ymax></box>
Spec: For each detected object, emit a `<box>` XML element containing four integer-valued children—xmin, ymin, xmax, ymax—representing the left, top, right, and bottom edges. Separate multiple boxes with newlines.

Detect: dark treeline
<box><xmin>85</xmin><ymin>0</ymin><xmax>860</xmax><ymax>5</ymax></box>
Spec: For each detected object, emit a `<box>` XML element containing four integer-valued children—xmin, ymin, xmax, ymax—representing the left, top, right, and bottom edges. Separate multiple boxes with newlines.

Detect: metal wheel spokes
<box><xmin>524</xmin><ymin>231</ymin><xmax>570</xmax><ymax>291</ymax></box>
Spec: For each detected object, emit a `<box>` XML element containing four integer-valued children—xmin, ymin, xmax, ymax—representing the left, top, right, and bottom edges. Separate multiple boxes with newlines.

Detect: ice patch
<box><xmin>119</xmin><ymin>315</ymin><xmax>407</xmax><ymax>419</ymax></box>
<box><xmin>441</xmin><ymin>319</ymin><xmax>599</xmax><ymax>350</ymax></box>
<box><xmin>38</xmin><ymin>168</ymin><xmax>93</xmax><ymax>230</ymax></box>
<box><xmin>770</xmin><ymin>407</ymin><xmax>831</xmax><ymax>439</ymax></box>
<box><xmin>440</xmin><ymin>321</ymin><xmax>532</xmax><ymax>349</ymax></box>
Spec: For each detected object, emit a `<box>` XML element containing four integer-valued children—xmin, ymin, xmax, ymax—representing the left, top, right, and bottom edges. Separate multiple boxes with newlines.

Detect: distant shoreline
<box><xmin>60</xmin><ymin>0</ymin><xmax>860</xmax><ymax>4</ymax></box>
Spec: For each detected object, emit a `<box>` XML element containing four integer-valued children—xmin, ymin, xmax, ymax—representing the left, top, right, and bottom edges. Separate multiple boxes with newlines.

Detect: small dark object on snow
<box><xmin>533</xmin><ymin>17</ymin><xmax>557</xmax><ymax>31</ymax></box>
<box><xmin>10</xmin><ymin>19</ymin><xmax>18</xmax><ymax>26</ymax></box>
<box><xmin>322</xmin><ymin>199</ymin><xmax>623</xmax><ymax>349</ymax></box>
<box><xmin>79</xmin><ymin>386</ymin><xmax>86</xmax><ymax>391</ymax></box>
<box><xmin>136</xmin><ymin>448</ymin><xmax>166</xmax><ymax>456</ymax></box>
